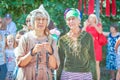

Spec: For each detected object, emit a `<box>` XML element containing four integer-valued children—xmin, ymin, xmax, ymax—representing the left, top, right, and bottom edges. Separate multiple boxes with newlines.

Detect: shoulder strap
<box><xmin>48</xmin><ymin>35</ymin><xmax>53</xmax><ymax>45</ymax></box>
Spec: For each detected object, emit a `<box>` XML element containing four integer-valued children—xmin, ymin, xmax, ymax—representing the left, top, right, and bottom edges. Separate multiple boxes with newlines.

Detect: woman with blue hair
<box><xmin>57</xmin><ymin>8</ymin><xmax>97</xmax><ymax>80</ymax></box>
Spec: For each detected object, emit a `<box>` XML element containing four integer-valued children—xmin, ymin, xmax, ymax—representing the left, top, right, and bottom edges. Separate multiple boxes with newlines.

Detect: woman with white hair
<box><xmin>57</xmin><ymin>8</ymin><xmax>97</xmax><ymax>80</ymax></box>
<box><xmin>83</xmin><ymin>14</ymin><xmax>104</xmax><ymax>80</ymax></box>
<box><xmin>14</xmin><ymin>5</ymin><xmax>60</xmax><ymax>80</ymax></box>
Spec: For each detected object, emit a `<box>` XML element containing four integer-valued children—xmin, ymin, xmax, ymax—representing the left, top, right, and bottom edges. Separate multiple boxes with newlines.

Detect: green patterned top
<box><xmin>57</xmin><ymin>31</ymin><xmax>97</xmax><ymax>80</ymax></box>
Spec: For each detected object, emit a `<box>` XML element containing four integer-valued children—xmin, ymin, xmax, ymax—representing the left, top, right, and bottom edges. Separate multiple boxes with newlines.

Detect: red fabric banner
<box><xmin>84</xmin><ymin>0</ymin><xmax>87</xmax><ymax>14</ymax></box>
<box><xmin>88</xmin><ymin>0</ymin><xmax>94</xmax><ymax>15</ymax></box>
<box><xmin>106</xmin><ymin>0</ymin><xmax>110</xmax><ymax>17</ymax></box>
<box><xmin>112</xmin><ymin>0</ymin><xmax>116</xmax><ymax>16</ymax></box>
<box><xmin>100</xmin><ymin>0</ymin><xmax>104</xmax><ymax>14</ymax></box>
<box><xmin>78</xmin><ymin>0</ymin><xmax>82</xmax><ymax>11</ymax></box>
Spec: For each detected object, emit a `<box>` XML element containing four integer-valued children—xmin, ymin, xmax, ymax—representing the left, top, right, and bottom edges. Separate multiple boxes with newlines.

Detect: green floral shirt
<box><xmin>57</xmin><ymin>31</ymin><xmax>97</xmax><ymax>80</ymax></box>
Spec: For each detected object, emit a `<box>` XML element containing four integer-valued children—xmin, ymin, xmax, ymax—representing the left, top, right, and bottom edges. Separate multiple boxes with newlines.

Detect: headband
<box><xmin>64</xmin><ymin>8</ymin><xmax>81</xmax><ymax>20</ymax></box>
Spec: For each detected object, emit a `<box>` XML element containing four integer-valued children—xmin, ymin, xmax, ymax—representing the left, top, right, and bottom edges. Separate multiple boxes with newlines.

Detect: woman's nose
<box><xmin>69</xmin><ymin>19</ymin><xmax>73</xmax><ymax>23</ymax></box>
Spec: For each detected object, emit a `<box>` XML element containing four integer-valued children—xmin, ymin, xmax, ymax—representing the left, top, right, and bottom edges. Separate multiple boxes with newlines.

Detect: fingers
<box><xmin>42</xmin><ymin>42</ymin><xmax>50</xmax><ymax>47</ymax></box>
<box><xmin>32</xmin><ymin>42</ymin><xmax>51</xmax><ymax>54</ymax></box>
<box><xmin>42</xmin><ymin>42</ymin><xmax>52</xmax><ymax>53</ymax></box>
<box><xmin>32</xmin><ymin>44</ymin><xmax>43</xmax><ymax>54</ymax></box>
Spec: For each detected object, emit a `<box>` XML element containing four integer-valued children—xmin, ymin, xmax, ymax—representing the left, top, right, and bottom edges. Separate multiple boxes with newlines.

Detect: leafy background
<box><xmin>0</xmin><ymin>0</ymin><xmax>120</xmax><ymax>32</ymax></box>
<box><xmin>0</xmin><ymin>0</ymin><xmax>120</xmax><ymax>79</ymax></box>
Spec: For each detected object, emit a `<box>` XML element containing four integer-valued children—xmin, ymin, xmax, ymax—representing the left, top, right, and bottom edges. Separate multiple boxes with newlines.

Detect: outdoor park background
<box><xmin>0</xmin><ymin>0</ymin><xmax>120</xmax><ymax>80</ymax></box>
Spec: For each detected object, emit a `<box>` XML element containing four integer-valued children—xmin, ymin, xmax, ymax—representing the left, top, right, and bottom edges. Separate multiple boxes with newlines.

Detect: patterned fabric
<box><xmin>0</xmin><ymin>30</ymin><xmax>7</xmax><ymax>37</ymax></box>
<box><xmin>0</xmin><ymin>33</ymin><xmax>5</xmax><ymax>65</ymax></box>
<box><xmin>61</xmin><ymin>71</ymin><xmax>93</xmax><ymax>80</ymax></box>
<box><xmin>0</xmin><ymin>63</ymin><xmax>7</xmax><ymax>80</ymax></box>
<box><xmin>57</xmin><ymin>31</ymin><xmax>97</xmax><ymax>80</ymax></box>
<box><xmin>106</xmin><ymin>33</ymin><xmax>120</xmax><ymax>70</ymax></box>
<box><xmin>6</xmin><ymin>71</ymin><xmax>14</xmax><ymax>80</ymax></box>
<box><xmin>5</xmin><ymin>49</ymin><xmax>16</xmax><ymax>72</ymax></box>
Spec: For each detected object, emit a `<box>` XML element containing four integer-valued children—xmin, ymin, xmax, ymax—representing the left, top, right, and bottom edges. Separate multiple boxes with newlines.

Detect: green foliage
<box><xmin>101</xmin><ymin>0</ymin><xmax>120</xmax><ymax>32</ymax></box>
<box><xmin>0</xmin><ymin>0</ymin><xmax>79</xmax><ymax>34</ymax></box>
<box><xmin>0</xmin><ymin>0</ymin><xmax>42</xmax><ymax>30</ymax></box>
<box><xmin>0</xmin><ymin>0</ymin><xmax>120</xmax><ymax>32</ymax></box>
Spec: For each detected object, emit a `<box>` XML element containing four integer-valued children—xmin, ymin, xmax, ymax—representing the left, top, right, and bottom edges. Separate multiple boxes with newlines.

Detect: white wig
<box><xmin>30</xmin><ymin>4</ymin><xmax>50</xmax><ymax>27</ymax></box>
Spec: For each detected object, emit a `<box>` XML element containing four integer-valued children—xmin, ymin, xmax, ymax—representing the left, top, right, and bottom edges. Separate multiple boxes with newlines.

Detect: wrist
<box><xmin>48</xmin><ymin>46</ymin><xmax>54</xmax><ymax>55</ymax></box>
<box><xmin>30</xmin><ymin>47</ymin><xmax>36</xmax><ymax>56</ymax></box>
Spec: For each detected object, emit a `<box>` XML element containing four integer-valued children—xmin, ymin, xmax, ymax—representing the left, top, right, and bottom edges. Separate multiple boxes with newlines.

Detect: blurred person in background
<box><xmin>4</xmin><ymin>13</ymin><xmax>17</xmax><ymax>36</ymax></box>
<box><xmin>0</xmin><ymin>17</ymin><xmax>7</xmax><ymax>36</ymax></box>
<box><xmin>5</xmin><ymin>34</ymin><xmax>16</xmax><ymax>80</ymax></box>
<box><xmin>22</xmin><ymin>14</ymin><xmax>33</xmax><ymax>31</ymax></box>
<box><xmin>0</xmin><ymin>17</ymin><xmax>7</xmax><ymax>80</ymax></box>
<box><xmin>15</xmin><ymin>29</ymin><xmax>26</xmax><ymax>46</ymax></box>
<box><xmin>13</xmin><ymin>29</ymin><xmax>26</xmax><ymax>79</ymax></box>
<box><xmin>48</xmin><ymin>20</ymin><xmax>61</xmax><ymax>42</ymax></box>
<box><xmin>83</xmin><ymin>14</ymin><xmax>104</xmax><ymax>80</ymax></box>
<box><xmin>106</xmin><ymin>24</ymin><xmax>120</xmax><ymax>80</ymax></box>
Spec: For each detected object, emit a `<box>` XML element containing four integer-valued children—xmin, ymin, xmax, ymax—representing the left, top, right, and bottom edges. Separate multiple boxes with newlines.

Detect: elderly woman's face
<box><xmin>66</xmin><ymin>16</ymin><xmax>80</xmax><ymax>29</ymax></box>
<box><xmin>34</xmin><ymin>16</ymin><xmax>48</xmax><ymax>31</ymax></box>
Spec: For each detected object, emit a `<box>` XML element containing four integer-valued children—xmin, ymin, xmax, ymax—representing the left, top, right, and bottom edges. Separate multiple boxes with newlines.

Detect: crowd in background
<box><xmin>0</xmin><ymin>4</ymin><xmax>120</xmax><ymax>80</ymax></box>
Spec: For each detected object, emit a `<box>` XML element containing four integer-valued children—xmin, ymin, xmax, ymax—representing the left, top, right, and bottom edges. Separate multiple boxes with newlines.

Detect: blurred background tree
<box><xmin>0</xmin><ymin>0</ymin><xmax>120</xmax><ymax>33</ymax></box>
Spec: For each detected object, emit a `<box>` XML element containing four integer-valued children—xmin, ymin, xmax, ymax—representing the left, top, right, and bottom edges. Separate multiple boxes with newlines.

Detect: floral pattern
<box><xmin>106</xmin><ymin>33</ymin><xmax>120</xmax><ymax>70</ymax></box>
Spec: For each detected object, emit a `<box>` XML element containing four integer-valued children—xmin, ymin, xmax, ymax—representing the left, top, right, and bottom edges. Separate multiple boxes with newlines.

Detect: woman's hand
<box><xmin>32</xmin><ymin>44</ymin><xmax>44</xmax><ymax>55</ymax></box>
<box><xmin>94</xmin><ymin>23</ymin><xmax>103</xmax><ymax>34</ymax></box>
<box><xmin>43</xmin><ymin>42</ymin><xmax>53</xmax><ymax>55</ymax></box>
